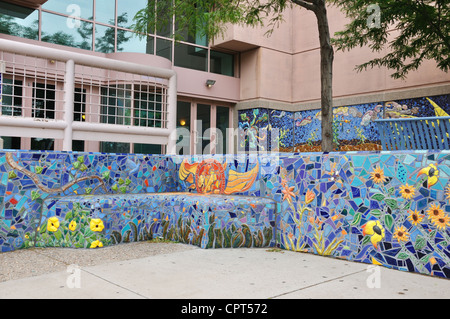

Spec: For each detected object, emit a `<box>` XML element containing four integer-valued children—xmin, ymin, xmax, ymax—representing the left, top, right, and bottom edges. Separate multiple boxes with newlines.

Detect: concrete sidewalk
<box><xmin>1</xmin><ymin>247</ymin><xmax>449</xmax><ymax>299</ymax></box>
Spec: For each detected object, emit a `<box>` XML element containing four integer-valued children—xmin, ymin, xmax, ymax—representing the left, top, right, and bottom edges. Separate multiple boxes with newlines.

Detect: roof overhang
<box><xmin>1</xmin><ymin>0</ymin><xmax>48</xmax><ymax>10</ymax></box>
<box><xmin>211</xmin><ymin>40</ymin><xmax>259</xmax><ymax>53</ymax></box>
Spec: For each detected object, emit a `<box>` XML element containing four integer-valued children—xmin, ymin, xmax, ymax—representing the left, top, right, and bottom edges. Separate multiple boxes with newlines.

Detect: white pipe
<box><xmin>0</xmin><ymin>38</ymin><xmax>178</xmax><ymax>153</ymax></box>
<box><xmin>0</xmin><ymin>117</ymin><xmax>68</xmax><ymax>129</ymax></box>
<box><xmin>72</xmin><ymin>121</ymin><xmax>171</xmax><ymax>136</ymax></box>
<box><xmin>0</xmin><ymin>39</ymin><xmax>177</xmax><ymax>154</ymax></box>
<box><xmin>63</xmin><ymin>59</ymin><xmax>75</xmax><ymax>151</ymax></box>
<box><xmin>0</xmin><ymin>38</ymin><xmax>176</xmax><ymax>79</ymax></box>
<box><xmin>166</xmin><ymin>74</ymin><xmax>178</xmax><ymax>155</ymax></box>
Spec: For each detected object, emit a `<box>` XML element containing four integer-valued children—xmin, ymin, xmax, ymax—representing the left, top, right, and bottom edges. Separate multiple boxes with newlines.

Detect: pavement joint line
<box><xmin>79</xmin><ymin>268</ymin><xmax>151</xmax><ymax>299</ymax></box>
<box><xmin>31</xmin><ymin>249</ymin><xmax>150</xmax><ymax>298</ymax></box>
<box><xmin>268</xmin><ymin>268</ymin><xmax>369</xmax><ymax>299</ymax></box>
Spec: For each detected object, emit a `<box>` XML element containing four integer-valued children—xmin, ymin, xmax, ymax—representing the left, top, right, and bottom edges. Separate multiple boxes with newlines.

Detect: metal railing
<box><xmin>0</xmin><ymin>38</ymin><xmax>177</xmax><ymax>153</ymax></box>
<box><xmin>374</xmin><ymin>116</ymin><xmax>450</xmax><ymax>151</ymax></box>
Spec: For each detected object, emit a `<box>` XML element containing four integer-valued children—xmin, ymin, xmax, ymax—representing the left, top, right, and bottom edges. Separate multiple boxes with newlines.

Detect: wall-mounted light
<box><xmin>180</xmin><ymin>120</ymin><xmax>186</xmax><ymax>126</ymax></box>
<box><xmin>205</xmin><ymin>79</ymin><xmax>216</xmax><ymax>88</ymax></box>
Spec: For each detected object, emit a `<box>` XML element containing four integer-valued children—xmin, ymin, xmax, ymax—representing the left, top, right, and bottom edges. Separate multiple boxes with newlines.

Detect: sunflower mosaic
<box><xmin>2</xmin><ymin>148</ymin><xmax>450</xmax><ymax>280</ymax></box>
<box><xmin>278</xmin><ymin>151</ymin><xmax>450</xmax><ymax>279</ymax></box>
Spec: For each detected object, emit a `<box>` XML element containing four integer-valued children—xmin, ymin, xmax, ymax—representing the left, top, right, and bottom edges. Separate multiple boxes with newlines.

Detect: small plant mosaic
<box><xmin>1</xmin><ymin>147</ymin><xmax>450</xmax><ymax>280</ymax></box>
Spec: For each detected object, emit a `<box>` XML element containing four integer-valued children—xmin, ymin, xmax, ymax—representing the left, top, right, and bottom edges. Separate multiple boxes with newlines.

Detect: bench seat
<box><xmin>41</xmin><ymin>192</ymin><xmax>277</xmax><ymax>249</ymax></box>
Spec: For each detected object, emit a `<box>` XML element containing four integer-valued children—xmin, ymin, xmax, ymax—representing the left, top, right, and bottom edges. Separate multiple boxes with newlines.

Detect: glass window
<box><xmin>101</xmin><ymin>85</ymin><xmax>132</xmax><ymax>125</ymax></box>
<box><xmin>0</xmin><ymin>7</ymin><xmax>39</xmax><ymax>40</ymax></box>
<box><xmin>177</xmin><ymin>101</ymin><xmax>191</xmax><ymax>131</ymax></box>
<box><xmin>210</xmin><ymin>50</ymin><xmax>234</xmax><ymax>77</ymax></box>
<box><xmin>95</xmin><ymin>0</ymin><xmax>115</xmax><ymax>25</ymax></box>
<box><xmin>216</xmin><ymin>106</ymin><xmax>230</xmax><ymax>154</ymax></box>
<box><xmin>134</xmin><ymin>143</ymin><xmax>162</xmax><ymax>155</ymax></box>
<box><xmin>42</xmin><ymin>0</ymin><xmax>93</xmax><ymax>20</ymax></box>
<box><xmin>174</xmin><ymin>43</ymin><xmax>207</xmax><ymax>72</ymax></box>
<box><xmin>118</xmin><ymin>31</ymin><xmax>154</xmax><ymax>54</ymax></box>
<box><xmin>1</xmin><ymin>136</ymin><xmax>20</xmax><ymax>150</ymax></box>
<box><xmin>1</xmin><ymin>78</ymin><xmax>22</xmax><ymax>116</ymax></box>
<box><xmin>72</xmin><ymin>140</ymin><xmax>85</xmax><ymax>152</ymax></box>
<box><xmin>41</xmin><ymin>12</ymin><xmax>93</xmax><ymax>50</ymax></box>
<box><xmin>117</xmin><ymin>0</ymin><xmax>147</xmax><ymax>29</ymax></box>
<box><xmin>31</xmin><ymin>138</ymin><xmax>54</xmax><ymax>151</ymax></box>
<box><xmin>197</xmin><ymin>104</ymin><xmax>210</xmax><ymax>154</ymax></box>
<box><xmin>156</xmin><ymin>38</ymin><xmax>172</xmax><ymax>61</ymax></box>
<box><xmin>33</xmin><ymin>83</ymin><xmax>55</xmax><ymax>119</ymax></box>
<box><xmin>175</xmin><ymin>15</ymin><xmax>207</xmax><ymax>46</ymax></box>
<box><xmin>134</xmin><ymin>88</ymin><xmax>163</xmax><ymax>128</ymax></box>
<box><xmin>74</xmin><ymin>88</ymin><xmax>86</xmax><ymax>122</ymax></box>
<box><xmin>100</xmin><ymin>141</ymin><xmax>130</xmax><ymax>154</ymax></box>
<box><xmin>176</xmin><ymin>101</ymin><xmax>191</xmax><ymax>155</ymax></box>
<box><xmin>95</xmin><ymin>24</ymin><xmax>115</xmax><ymax>53</ymax></box>
<box><xmin>155</xmin><ymin>0</ymin><xmax>173</xmax><ymax>37</ymax></box>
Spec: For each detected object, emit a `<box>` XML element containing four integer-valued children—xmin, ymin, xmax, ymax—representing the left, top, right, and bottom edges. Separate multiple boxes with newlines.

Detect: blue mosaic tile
<box><xmin>2</xmin><ymin>144</ymin><xmax>450</xmax><ymax>280</ymax></box>
<box><xmin>239</xmin><ymin>94</ymin><xmax>449</xmax><ymax>152</ymax></box>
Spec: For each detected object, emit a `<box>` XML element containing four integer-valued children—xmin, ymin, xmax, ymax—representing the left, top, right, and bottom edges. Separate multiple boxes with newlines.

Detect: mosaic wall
<box><xmin>238</xmin><ymin>94</ymin><xmax>450</xmax><ymax>153</ymax></box>
<box><xmin>0</xmin><ymin>151</ymin><xmax>177</xmax><ymax>252</ymax></box>
<box><xmin>1</xmin><ymin>149</ymin><xmax>450</xmax><ymax>280</ymax></box>
<box><xmin>39</xmin><ymin>193</ymin><xmax>276</xmax><ymax>249</ymax></box>
<box><xmin>276</xmin><ymin>151</ymin><xmax>450</xmax><ymax>279</ymax></box>
<box><xmin>0</xmin><ymin>151</ymin><xmax>277</xmax><ymax>252</ymax></box>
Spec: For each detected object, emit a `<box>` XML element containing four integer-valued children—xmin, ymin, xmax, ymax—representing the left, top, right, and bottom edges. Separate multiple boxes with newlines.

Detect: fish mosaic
<box><xmin>178</xmin><ymin>158</ymin><xmax>259</xmax><ymax>195</ymax></box>
<box><xmin>2</xmin><ymin>135</ymin><xmax>450</xmax><ymax>279</ymax></box>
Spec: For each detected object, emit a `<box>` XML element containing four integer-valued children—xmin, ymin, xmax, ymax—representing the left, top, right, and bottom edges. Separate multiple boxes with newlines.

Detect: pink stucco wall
<box><xmin>213</xmin><ymin>4</ymin><xmax>450</xmax><ymax>105</ymax></box>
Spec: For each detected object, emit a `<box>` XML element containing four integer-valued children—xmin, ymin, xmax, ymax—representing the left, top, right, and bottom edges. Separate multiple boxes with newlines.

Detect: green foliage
<box><xmin>159</xmin><ymin>213</ymin><xmax>273</xmax><ymax>249</ymax></box>
<box><xmin>132</xmin><ymin>0</ymin><xmax>291</xmax><ymax>42</ymax></box>
<box><xmin>23</xmin><ymin>203</ymin><xmax>110</xmax><ymax>249</ymax></box>
<box><xmin>331</xmin><ymin>0</ymin><xmax>449</xmax><ymax>79</ymax></box>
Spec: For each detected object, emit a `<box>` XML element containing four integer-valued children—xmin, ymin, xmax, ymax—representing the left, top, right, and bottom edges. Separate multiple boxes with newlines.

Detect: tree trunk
<box><xmin>314</xmin><ymin>1</ymin><xmax>334</xmax><ymax>152</ymax></box>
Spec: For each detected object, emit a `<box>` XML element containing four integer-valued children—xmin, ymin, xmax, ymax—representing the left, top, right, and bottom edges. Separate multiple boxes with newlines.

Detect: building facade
<box><xmin>0</xmin><ymin>0</ymin><xmax>449</xmax><ymax>154</ymax></box>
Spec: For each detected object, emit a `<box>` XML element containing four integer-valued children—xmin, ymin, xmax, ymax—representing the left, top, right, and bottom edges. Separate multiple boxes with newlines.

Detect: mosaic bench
<box><xmin>40</xmin><ymin>192</ymin><xmax>277</xmax><ymax>249</ymax></box>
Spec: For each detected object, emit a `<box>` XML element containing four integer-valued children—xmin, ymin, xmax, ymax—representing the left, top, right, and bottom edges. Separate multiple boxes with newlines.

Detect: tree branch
<box><xmin>291</xmin><ymin>0</ymin><xmax>317</xmax><ymax>12</ymax></box>
<box><xmin>416</xmin><ymin>0</ymin><xmax>450</xmax><ymax>50</ymax></box>
<box><xmin>6</xmin><ymin>152</ymin><xmax>109</xmax><ymax>195</ymax></box>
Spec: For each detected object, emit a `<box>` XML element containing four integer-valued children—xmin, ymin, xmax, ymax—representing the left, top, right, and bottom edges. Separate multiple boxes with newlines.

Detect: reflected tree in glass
<box><xmin>0</xmin><ymin>14</ymin><xmax>39</xmax><ymax>40</ymax></box>
<box><xmin>96</xmin><ymin>13</ymin><xmax>131</xmax><ymax>53</ymax></box>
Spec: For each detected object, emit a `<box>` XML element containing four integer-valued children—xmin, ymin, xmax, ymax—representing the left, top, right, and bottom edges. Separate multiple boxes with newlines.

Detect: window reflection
<box><xmin>211</xmin><ymin>51</ymin><xmax>235</xmax><ymax>77</ymax></box>
<box><xmin>118</xmin><ymin>31</ymin><xmax>154</xmax><ymax>54</ymax></box>
<box><xmin>0</xmin><ymin>1</ymin><xmax>236</xmax><ymax>76</ymax></box>
<box><xmin>1</xmin><ymin>79</ymin><xmax>23</xmax><ymax>116</ymax></box>
<box><xmin>0</xmin><ymin>9</ymin><xmax>39</xmax><ymax>40</ymax></box>
<box><xmin>95</xmin><ymin>0</ymin><xmax>115</xmax><ymax>25</ymax></box>
<box><xmin>134</xmin><ymin>143</ymin><xmax>162</xmax><ymax>155</ymax></box>
<box><xmin>100</xmin><ymin>141</ymin><xmax>130</xmax><ymax>154</ymax></box>
<box><xmin>41</xmin><ymin>12</ymin><xmax>93</xmax><ymax>50</ymax></box>
<box><xmin>101</xmin><ymin>85</ymin><xmax>132</xmax><ymax>126</ymax></box>
<box><xmin>174</xmin><ymin>43</ymin><xmax>207</xmax><ymax>72</ymax></box>
<box><xmin>95</xmin><ymin>24</ymin><xmax>115</xmax><ymax>53</ymax></box>
<box><xmin>43</xmin><ymin>0</ymin><xmax>93</xmax><ymax>21</ymax></box>
<box><xmin>117</xmin><ymin>0</ymin><xmax>147</xmax><ymax>29</ymax></box>
<box><xmin>31</xmin><ymin>138</ymin><xmax>54</xmax><ymax>151</ymax></box>
<box><xmin>156</xmin><ymin>38</ymin><xmax>172</xmax><ymax>61</ymax></box>
<box><xmin>33</xmin><ymin>83</ymin><xmax>55</xmax><ymax>119</ymax></box>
